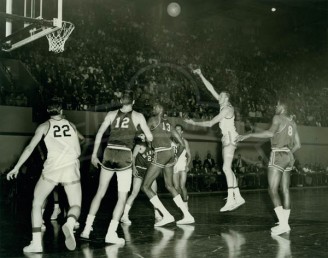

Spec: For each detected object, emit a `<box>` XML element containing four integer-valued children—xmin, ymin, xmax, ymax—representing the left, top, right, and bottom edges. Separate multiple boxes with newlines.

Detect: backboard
<box><xmin>0</xmin><ymin>0</ymin><xmax>66</xmax><ymax>52</ymax></box>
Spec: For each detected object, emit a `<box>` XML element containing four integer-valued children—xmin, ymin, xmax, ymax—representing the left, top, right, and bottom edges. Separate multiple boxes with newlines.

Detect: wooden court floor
<box><xmin>1</xmin><ymin>187</ymin><xmax>327</xmax><ymax>258</ymax></box>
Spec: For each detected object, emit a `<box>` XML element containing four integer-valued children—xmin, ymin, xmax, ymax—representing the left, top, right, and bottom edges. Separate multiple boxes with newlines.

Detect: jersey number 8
<box><xmin>287</xmin><ymin>126</ymin><xmax>293</xmax><ymax>136</ymax></box>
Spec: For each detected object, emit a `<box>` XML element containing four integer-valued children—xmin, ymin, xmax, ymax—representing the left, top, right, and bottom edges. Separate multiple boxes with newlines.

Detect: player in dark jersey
<box><xmin>7</xmin><ymin>98</ymin><xmax>85</xmax><ymax>253</ymax></box>
<box><xmin>80</xmin><ymin>91</ymin><xmax>153</xmax><ymax>244</ymax></box>
<box><xmin>237</xmin><ymin>99</ymin><xmax>301</xmax><ymax>235</ymax></box>
<box><xmin>120</xmin><ymin>134</ymin><xmax>162</xmax><ymax>225</ymax></box>
<box><xmin>142</xmin><ymin>103</ymin><xmax>195</xmax><ymax>226</ymax></box>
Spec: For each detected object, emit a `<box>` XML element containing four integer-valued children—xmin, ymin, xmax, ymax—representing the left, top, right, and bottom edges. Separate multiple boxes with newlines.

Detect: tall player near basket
<box><xmin>185</xmin><ymin>68</ymin><xmax>245</xmax><ymax>212</ymax></box>
<box><xmin>7</xmin><ymin>98</ymin><xmax>85</xmax><ymax>253</ymax></box>
<box><xmin>80</xmin><ymin>91</ymin><xmax>153</xmax><ymax>244</ymax></box>
<box><xmin>237</xmin><ymin>99</ymin><xmax>301</xmax><ymax>235</ymax></box>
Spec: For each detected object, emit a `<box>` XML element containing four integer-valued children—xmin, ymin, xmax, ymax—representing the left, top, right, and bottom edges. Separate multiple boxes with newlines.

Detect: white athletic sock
<box><xmin>150</xmin><ymin>195</ymin><xmax>171</xmax><ymax>217</ymax></box>
<box><xmin>284</xmin><ymin>209</ymin><xmax>291</xmax><ymax>225</ymax></box>
<box><xmin>274</xmin><ymin>206</ymin><xmax>284</xmax><ymax>224</ymax></box>
<box><xmin>54</xmin><ymin>203</ymin><xmax>60</xmax><ymax>209</ymax></box>
<box><xmin>227</xmin><ymin>188</ymin><xmax>234</xmax><ymax>200</ymax></box>
<box><xmin>66</xmin><ymin>217</ymin><xmax>76</xmax><ymax>231</ymax></box>
<box><xmin>85</xmin><ymin>214</ymin><xmax>95</xmax><ymax>230</ymax></box>
<box><xmin>32</xmin><ymin>232</ymin><xmax>42</xmax><ymax>245</ymax></box>
<box><xmin>107</xmin><ymin>220</ymin><xmax>119</xmax><ymax>234</ymax></box>
<box><xmin>123</xmin><ymin>204</ymin><xmax>131</xmax><ymax>217</ymax></box>
<box><xmin>173</xmin><ymin>195</ymin><xmax>190</xmax><ymax>217</ymax></box>
<box><xmin>233</xmin><ymin>187</ymin><xmax>242</xmax><ymax>199</ymax></box>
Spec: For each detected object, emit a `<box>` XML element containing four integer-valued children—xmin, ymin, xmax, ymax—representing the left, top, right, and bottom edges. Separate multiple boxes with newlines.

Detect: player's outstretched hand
<box><xmin>236</xmin><ymin>135</ymin><xmax>249</xmax><ymax>142</ymax></box>
<box><xmin>91</xmin><ymin>156</ymin><xmax>101</xmax><ymax>168</ymax></box>
<box><xmin>184</xmin><ymin>119</ymin><xmax>194</xmax><ymax>125</ymax></box>
<box><xmin>192</xmin><ymin>68</ymin><xmax>202</xmax><ymax>76</ymax></box>
<box><xmin>7</xmin><ymin>168</ymin><xmax>19</xmax><ymax>180</ymax></box>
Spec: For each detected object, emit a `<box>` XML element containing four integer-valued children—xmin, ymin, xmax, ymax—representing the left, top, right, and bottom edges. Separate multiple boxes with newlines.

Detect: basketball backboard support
<box><xmin>0</xmin><ymin>0</ymin><xmax>65</xmax><ymax>52</ymax></box>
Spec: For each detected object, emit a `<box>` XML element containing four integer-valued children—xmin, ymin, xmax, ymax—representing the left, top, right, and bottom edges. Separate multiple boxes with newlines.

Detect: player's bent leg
<box><xmin>268</xmin><ymin>167</ymin><xmax>290</xmax><ymax>234</ymax></box>
<box><xmin>24</xmin><ymin>178</ymin><xmax>56</xmax><ymax>253</ymax></box>
<box><xmin>142</xmin><ymin>164</ymin><xmax>161</xmax><ymax>199</ymax></box>
<box><xmin>173</xmin><ymin>172</ymin><xmax>181</xmax><ymax>194</ymax></box>
<box><xmin>221</xmin><ymin>146</ymin><xmax>244</xmax><ymax>212</ymax></box>
<box><xmin>62</xmin><ymin>182</ymin><xmax>82</xmax><ymax>251</ymax></box>
<box><xmin>271</xmin><ymin>169</ymin><xmax>292</xmax><ymax>235</ymax></box>
<box><xmin>81</xmin><ymin>169</ymin><xmax>114</xmax><ymax>240</ymax></box>
<box><xmin>163</xmin><ymin>166</ymin><xmax>179</xmax><ymax>197</ymax></box>
<box><xmin>150</xmin><ymin>180</ymin><xmax>163</xmax><ymax>223</ymax></box>
<box><xmin>106</xmin><ymin>169</ymin><xmax>131</xmax><ymax>244</ymax></box>
<box><xmin>121</xmin><ymin>177</ymin><xmax>142</xmax><ymax>225</ymax></box>
<box><xmin>179</xmin><ymin>171</ymin><xmax>188</xmax><ymax>203</ymax></box>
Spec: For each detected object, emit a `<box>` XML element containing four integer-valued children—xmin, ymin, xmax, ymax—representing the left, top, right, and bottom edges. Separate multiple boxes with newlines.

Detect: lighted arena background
<box><xmin>0</xmin><ymin>0</ymin><xmax>327</xmax><ymax>257</ymax></box>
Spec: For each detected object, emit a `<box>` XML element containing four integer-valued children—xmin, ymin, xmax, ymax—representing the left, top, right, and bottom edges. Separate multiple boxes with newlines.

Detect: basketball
<box><xmin>167</xmin><ymin>2</ymin><xmax>181</xmax><ymax>17</ymax></box>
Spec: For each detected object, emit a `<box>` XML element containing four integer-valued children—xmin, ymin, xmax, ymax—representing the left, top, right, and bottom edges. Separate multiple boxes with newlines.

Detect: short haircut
<box><xmin>121</xmin><ymin>90</ymin><xmax>134</xmax><ymax>105</ymax></box>
<box><xmin>175</xmin><ymin>124</ymin><xmax>184</xmax><ymax>131</ymax></box>
<box><xmin>47</xmin><ymin>97</ymin><xmax>63</xmax><ymax>116</ymax></box>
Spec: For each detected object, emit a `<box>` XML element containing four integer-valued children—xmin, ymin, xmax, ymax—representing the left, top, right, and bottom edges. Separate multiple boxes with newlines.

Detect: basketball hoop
<box><xmin>46</xmin><ymin>21</ymin><xmax>74</xmax><ymax>53</ymax></box>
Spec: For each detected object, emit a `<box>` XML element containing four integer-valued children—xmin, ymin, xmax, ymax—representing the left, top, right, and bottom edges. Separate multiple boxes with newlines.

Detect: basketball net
<box><xmin>46</xmin><ymin>21</ymin><xmax>75</xmax><ymax>53</ymax></box>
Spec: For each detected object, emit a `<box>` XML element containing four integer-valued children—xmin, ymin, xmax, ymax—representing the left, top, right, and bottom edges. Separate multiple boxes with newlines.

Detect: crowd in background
<box><xmin>1</xmin><ymin>0</ymin><xmax>327</xmax><ymax>126</ymax></box>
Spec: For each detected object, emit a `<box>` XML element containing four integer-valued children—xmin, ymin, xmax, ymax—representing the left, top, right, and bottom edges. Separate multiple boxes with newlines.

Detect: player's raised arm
<box><xmin>184</xmin><ymin>107</ymin><xmax>231</xmax><ymax>128</ymax></box>
<box><xmin>91</xmin><ymin>112</ymin><xmax>114</xmax><ymax>168</ymax></box>
<box><xmin>193</xmin><ymin>68</ymin><xmax>220</xmax><ymax>100</ymax></box>
<box><xmin>7</xmin><ymin>123</ymin><xmax>48</xmax><ymax>180</ymax></box>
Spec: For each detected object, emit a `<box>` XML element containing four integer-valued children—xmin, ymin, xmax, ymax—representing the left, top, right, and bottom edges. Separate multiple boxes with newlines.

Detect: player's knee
<box><xmin>141</xmin><ymin>183</ymin><xmax>150</xmax><ymax>193</ymax></box>
<box><xmin>281</xmin><ymin>186</ymin><xmax>290</xmax><ymax>195</ymax></box>
<box><xmin>164</xmin><ymin>182</ymin><xmax>174</xmax><ymax>192</ymax></box>
<box><xmin>222</xmin><ymin>165</ymin><xmax>230</xmax><ymax>174</ymax></box>
<box><xmin>32</xmin><ymin>198</ymin><xmax>44</xmax><ymax>208</ymax></box>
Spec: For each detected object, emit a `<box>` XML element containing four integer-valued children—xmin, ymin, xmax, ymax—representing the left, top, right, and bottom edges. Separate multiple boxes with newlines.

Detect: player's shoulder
<box><xmin>37</xmin><ymin>121</ymin><xmax>51</xmax><ymax>134</ymax></box>
<box><xmin>131</xmin><ymin>110</ymin><xmax>144</xmax><ymax>118</ymax></box>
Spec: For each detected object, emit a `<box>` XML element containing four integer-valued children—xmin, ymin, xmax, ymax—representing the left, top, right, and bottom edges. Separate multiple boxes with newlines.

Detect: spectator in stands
<box><xmin>203</xmin><ymin>153</ymin><xmax>215</xmax><ymax>170</ymax></box>
<box><xmin>192</xmin><ymin>153</ymin><xmax>202</xmax><ymax>169</ymax></box>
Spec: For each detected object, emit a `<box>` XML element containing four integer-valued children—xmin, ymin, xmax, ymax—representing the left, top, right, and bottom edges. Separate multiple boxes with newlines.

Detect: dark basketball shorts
<box><xmin>102</xmin><ymin>145</ymin><xmax>132</xmax><ymax>171</ymax></box>
<box><xmin>268</xmin><ymin>149</ymin><xmax>294</xmax><ymax>173</ymax></box>
<box><xmin>151</xmin><ymin>147</ymin><xmax>176</xmax><ymax>168</ymax></box>
<box><xmin>134</xmin><ymin>166</ymin><xmax>147</xmax><ymax>179</ymax></box>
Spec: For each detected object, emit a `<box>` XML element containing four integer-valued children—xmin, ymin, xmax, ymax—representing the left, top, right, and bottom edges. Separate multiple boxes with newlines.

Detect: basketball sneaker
<box><xmin>105</xmin><ymin>232</ymin><xmax>125</xmax><ymax>245</ymax></box>
<box><xmin>154</xmin><ymin>214</ymin><xmax>175</xmax><ymax>227</ymax></box>
<box><xmin>23</xmin><ymin>241</ymin><xmax>43</xmax><ymax>253</ymax></box>
<box><xmin>220</xmin><ymin>198</ymin><xmax>236</xmax><ymax>212</ymax></box>
<box><xmin>271</xmin><ymin>224</ymin><xmax>291</xmax><ymax>236</ymax></box>
<box><xmin>231</xmin><ymin>196</ymin><xmax>245</xmax><ymax>211</ymax></box>
<box><xmin>176</xmin><ymin>214</ymin><xmax>195</xmax><ymax>225</ymax></box>
<box><xmin>62</xmin><ymin>222</ymin><xmax>76</xmax><ymax>251</ymax></box>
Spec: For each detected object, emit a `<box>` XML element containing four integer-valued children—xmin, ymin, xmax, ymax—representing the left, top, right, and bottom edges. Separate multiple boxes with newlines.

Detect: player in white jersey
<box><xmin>185</xmin><ymin>68</ymin><xmax>245</xmax><ymax>212</ymax></box>
<box><xmin>7</xmin><ymin>98</ymin><xmax>84</xmax><ymax>253</ymax></box>
<box><xmin>172</xmin><ymin>124</ymin><xmax>191</xmax><ymax>209</ymax></box>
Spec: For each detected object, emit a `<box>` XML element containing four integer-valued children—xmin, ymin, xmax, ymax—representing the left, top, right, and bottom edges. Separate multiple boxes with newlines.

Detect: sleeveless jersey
<box><xmin>172</xmin><ymin>139</ymin><xmax>185</xmax><ymax>158</ymax></box>
<box><xmin>44</xmin><ymin>118</ymin><xmax>80</xmax><ymax>165</ymax></box>
<box><xmin>108</xmin><ymin>110</ymin><xmax>137</xmax><ymax>149</ymax></box>
<box><xmin>219</xmin><ymin>105</ymin><xmax>238</xmax><ymax>136</ymax></box>
<box><xmin>271</xmin><ymin>115</ymin><xmax>296</xmax><ymax>150</ymax></box>
<box><xmin>150</xmin><ymin>117</ymin><xmax>172</xmax><ymax>149</ymax></box>
<box><xmin>135</xmin><ymin>146</ymin><xmax>153</xmax><ymax>168</ymax></box>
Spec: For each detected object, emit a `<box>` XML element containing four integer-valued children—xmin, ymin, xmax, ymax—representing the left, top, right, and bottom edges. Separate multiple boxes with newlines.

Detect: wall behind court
<box><xmin>1</xmin><ymin>106</ymin><xmax>327</xmax><ymax>172</ymax></box>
